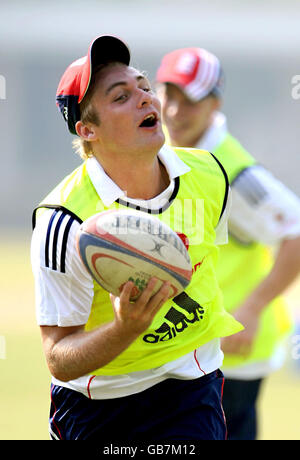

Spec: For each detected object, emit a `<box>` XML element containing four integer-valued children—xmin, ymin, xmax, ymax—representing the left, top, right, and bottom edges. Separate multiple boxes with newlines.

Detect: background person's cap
<box><xmin>56</xmin><ymin>35</ymin><xmax>130</xmax><ymax>135</ymax></box>
<box><xmin>156</xmin><ymin>47</ymin><xmax>224</xmax><ymax>102</ymax></box>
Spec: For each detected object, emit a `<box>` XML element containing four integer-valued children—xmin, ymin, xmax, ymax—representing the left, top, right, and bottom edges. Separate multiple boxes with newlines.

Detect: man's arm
<box><xmin>222</xmin><ymin>236</ymin><xmax>300</xmax><ymax>355</ymax></box>
<box><xmin>32</xmin><ymin>210</ymin><xmax>170</xmax><ymax>380</ymax></box>
<box><xmin>40</xmin><ymin>278</ymin><xmax>170</xmax><ymax>381</ymax></box>
<box><xmin>222</xmin><ymin>165</ymin><xmax>300</xmax><ymax>355</ymax></box>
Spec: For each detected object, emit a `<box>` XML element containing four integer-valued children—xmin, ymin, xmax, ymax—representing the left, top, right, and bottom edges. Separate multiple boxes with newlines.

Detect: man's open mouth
<box><xmin>139</xmin><ymin>113</ymin><xmax>158</xmax><ymax>128</ymax></box>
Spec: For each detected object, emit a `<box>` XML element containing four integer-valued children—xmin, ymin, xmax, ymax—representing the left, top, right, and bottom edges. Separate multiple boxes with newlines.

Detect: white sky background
<box><xmin>1</xmin><ymin>0</ymin><xmax>300</xmax><ymax>56</ymax></box>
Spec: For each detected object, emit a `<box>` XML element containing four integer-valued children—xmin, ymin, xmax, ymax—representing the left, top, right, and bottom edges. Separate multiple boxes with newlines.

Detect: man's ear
<box><xmin>75</xmin><ymin>121</ymin><xmax>98</xmax><ymax>141</ymax></box>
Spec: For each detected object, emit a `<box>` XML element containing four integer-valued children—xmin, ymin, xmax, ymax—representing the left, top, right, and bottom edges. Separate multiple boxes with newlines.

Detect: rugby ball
<box><xmin>76</xmin><ymin>209</ymin><xmax>192</xmax><ymax>300</ymax></box>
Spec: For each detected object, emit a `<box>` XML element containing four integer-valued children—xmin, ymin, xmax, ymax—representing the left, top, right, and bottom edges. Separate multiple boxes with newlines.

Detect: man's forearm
<box><xmin>242</xmin><ymin>236</ymin><xmax>300</xmax><ymax>314</ymax></box>
<box><xmin>41</xmin><ymin>278</ymin><xmax>170</xmax><ymax>382</ymax></box>
<box><xmin>42</xmin><ymin>321</ymin><xmax>140</xmax><ymax>382</ymax></box>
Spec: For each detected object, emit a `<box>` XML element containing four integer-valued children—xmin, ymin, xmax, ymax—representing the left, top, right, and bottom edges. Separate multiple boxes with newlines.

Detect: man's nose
<box><xmin>138</xmin><ymin>90</ymin><xmax>153</xmax><ymax>108</ymax></box>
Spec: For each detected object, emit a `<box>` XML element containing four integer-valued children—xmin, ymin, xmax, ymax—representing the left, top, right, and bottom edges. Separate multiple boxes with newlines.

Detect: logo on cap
<box><xmin>175</xmin><ymin>53</ymin><xmax>198</xmax><ymax>75</ymax></box>
<box><xmin>63</xmin><ymin>106</ymin><xmax>68</xmax><ymax>121</ymax></box>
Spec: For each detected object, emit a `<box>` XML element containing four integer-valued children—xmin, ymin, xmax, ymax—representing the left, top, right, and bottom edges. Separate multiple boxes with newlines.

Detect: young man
<box><xmin>31</xmin><ymin>35</ymin><xmax>243</xmax><ymax>441</ymax></box>
<box><xmin>156</xmin><ymin>47</ymin><xmax>300</xmax><ymax>440</ymax></box>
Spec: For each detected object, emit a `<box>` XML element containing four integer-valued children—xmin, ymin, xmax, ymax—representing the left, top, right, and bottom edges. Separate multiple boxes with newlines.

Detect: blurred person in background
<box><xmin>30</xmin><ymin>35</ymin><xmax>243</xmax><ymax>441</ymax></box>
<box><xmin>156</xmin><ymin>47</ymin><xmax>300</xmax><ymax>440</ymax></box>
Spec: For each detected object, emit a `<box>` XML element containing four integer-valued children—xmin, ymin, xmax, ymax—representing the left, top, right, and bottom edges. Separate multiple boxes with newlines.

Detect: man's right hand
<box><xmin>110</xmin><ymin>277</ymin><xmax>171</xmax><ymax>336</ymax></box>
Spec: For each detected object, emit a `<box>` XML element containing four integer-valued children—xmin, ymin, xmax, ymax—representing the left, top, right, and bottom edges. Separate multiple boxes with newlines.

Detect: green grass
<box><xmin>1</xmin><ymin>236</ymin><xmax>50</xmax><ymax>439</ymax></box>
<box><xmin>0</xmin><ymin>330</ymin><xmax>50</xmax><ymax>439</ymax></box>
<box><xmin>1</xmin><ymin>235</ymin><xmax>300</xmax><ymax>440</ymax></box>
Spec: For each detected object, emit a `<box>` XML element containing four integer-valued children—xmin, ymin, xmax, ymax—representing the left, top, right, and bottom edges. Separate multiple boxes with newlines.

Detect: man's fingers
<box><xmin>113</xmin><ymin>277</ymin><xmax>171</xmax><ymax>318</ymax></box>
<box><xmin>221</xmin><ymin>335</ymin><xmax>252</xmax><ymax>356</ymax></box>
<box><xmin>145</xmin><ymin>280</ymin><xmax>171</xmax><ymax>312</ymax></box>
<box><xmin>111</xmin><ymin>280</ymin><xmax>134</xmax><ymax>305</ymax></box>
<box><xmin>135</xmin><ymin>277</ymin><xmax>159</xmax><ymax>305</ymax></box>
<box><xmin>137</xmin><ymin>278</ymin><xmax>171</xmax><ymax>306</ymax></box>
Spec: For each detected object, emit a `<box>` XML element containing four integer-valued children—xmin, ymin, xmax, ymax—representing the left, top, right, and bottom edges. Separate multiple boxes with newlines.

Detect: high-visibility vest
<box><xmin>213</xmin><ymin>133</ymin><xmax>293</xmax><ymax>367</ymax></box>
<box><xmin>33</xmin><ymin>147</ymin><xmax>243</xmax><ymax>375</ymax></box>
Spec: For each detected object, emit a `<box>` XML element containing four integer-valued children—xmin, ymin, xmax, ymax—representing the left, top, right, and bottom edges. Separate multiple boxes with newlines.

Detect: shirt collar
<box><xmin>86</xmin><ymin>144</ymin><xmax>191</xmax><ymax>207</ymax></box>
<box><xmin>195</xmin><ymin>112</ymin><xmax>228</xmax><ymax>152</ymax></box>
<box><xmin>158</xmin><ymin>143</ymin><xmax>191</xmax><ymax>179</ymax></box>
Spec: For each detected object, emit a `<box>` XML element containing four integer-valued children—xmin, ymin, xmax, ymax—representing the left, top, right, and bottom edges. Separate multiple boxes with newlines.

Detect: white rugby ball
<box><xmin>76</xmin><ymin>209</ymin><xmax>192</xmax><ymax>300</ymax></box>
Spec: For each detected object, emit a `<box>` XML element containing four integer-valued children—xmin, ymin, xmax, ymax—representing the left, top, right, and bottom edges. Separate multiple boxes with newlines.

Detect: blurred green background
<box><xmin>1</xmin><ymin>0</ymin><xmax>300</xmax><ymax>440</ymax></box>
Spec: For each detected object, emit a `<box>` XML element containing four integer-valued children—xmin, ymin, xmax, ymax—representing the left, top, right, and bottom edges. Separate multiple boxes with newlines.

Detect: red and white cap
<box><xmin>56</xmin><ymin>35</ymin><xmax>130</xmax><ymax>135</ymax></box>
<box><xmin>156</xmin><ymin>47</ymin><xmax>224</xmax><ymax>102</ymax></box>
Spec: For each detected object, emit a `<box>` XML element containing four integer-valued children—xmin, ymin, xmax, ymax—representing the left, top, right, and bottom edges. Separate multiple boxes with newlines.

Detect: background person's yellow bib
<box><xmin>214</xmin><ymin>134</ymin><xmax>293</xmax><ymax>368</ymax></box>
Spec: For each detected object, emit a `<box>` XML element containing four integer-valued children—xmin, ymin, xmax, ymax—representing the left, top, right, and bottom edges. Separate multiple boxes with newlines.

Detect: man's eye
<box><xmin>114</xmin><ymin>94</ymin><xmax>127</xmax><ymax>102</ymax></box>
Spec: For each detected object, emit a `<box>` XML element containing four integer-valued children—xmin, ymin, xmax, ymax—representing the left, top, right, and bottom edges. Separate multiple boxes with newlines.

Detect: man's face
<box><xmin>159</xmin><ymin>83</ymin><xmax>220</xmax><ymax>147</ymax></box>
<box><xmin>89</xmin><ymin>64</ymin><xmax>165</xmax><ymax>157</ymax></box>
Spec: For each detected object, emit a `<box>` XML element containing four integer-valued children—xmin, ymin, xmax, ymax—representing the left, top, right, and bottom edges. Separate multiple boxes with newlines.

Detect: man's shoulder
<box><xmin>172</xmin><ymin>146</ymin><xmax>227</xmax><ymax>181</ymax></box>
<box><xmin>172</xmin><ymin>146</ymin><xmax>211</xmax><ymax>157</ymax></box>
<box><xmin>39</xmin><ymin>163</ymin><xmax>87</xmax><ymax>204</ymax></box>
<box><xmin>172</xmin><ymin>146</ymin><xmax>229</xmax><ymax>218</ymax></box>
<box><xmin>172</xmin><ymin>146</ymin><xmax>215</xmax><ymax>167</ymax></box>
<box><xmin>32</xmin><ymin>162</ymin><xmax>90</xmax><ymax>228</ymax></box>
<box><xmin>214</xmin><ymin>132</ymin><xmax>256</xmax><ymax>165</ymax></box>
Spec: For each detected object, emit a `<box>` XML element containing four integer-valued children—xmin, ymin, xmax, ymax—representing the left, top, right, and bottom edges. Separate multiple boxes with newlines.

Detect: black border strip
<box><xmin>45</xmin><ymin>210</ymin><xmax>58</xmax><ymax>268</ymax></box>
<box><xmin>32</xmin><ymin>205</ymin><xmax>83</xmax><ymax>230</ymax></box>
<box><xmin>33</xmin><ymin>205</ymin><xmax>83</xmax><ymax>272</ymax></box>
<box><xmin>208</xmin><ymin>152</ymin><xmax>229</xmax><ymax>222</ymax></box>
<box><xmin>52</xmin><ymin>212</ymin><xmax>66</xmax><ymax>271</ymax></box>
<box><xmin>60</xmin><ymin>216</ymin><xmax>75</xmax><ymax>273</ymax></box>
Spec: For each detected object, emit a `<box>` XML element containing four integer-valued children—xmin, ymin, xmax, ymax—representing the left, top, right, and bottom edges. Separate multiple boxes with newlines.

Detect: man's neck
<box><xmin>193</xmin><ymin>112</ymin><xmax>227</xmax><ymax>151</ymax></box>
<box><xmin>93</xmin><ymin>152</ymin><xmax>170</xmax><ymax>200</ymax></box>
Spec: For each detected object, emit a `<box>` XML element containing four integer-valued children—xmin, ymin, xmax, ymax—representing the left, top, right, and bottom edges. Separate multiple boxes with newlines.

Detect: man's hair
<box><xmin>72</xmin><ymin>61</ymin><xmax>124</xmax><ymax>160</ymax></box>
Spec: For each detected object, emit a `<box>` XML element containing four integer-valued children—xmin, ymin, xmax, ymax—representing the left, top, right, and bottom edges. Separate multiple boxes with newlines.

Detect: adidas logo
<box><xmin>143</xmin><ymin>292</ymin><xmax>204</xmax><ymax>343</ymax></box>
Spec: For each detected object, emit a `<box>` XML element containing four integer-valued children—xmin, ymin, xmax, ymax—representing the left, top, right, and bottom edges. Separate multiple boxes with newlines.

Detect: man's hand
<box><xmin>221</xmin><ymin>305</ymin><xmax>260</xmax><ymax>356</ymax></box>
<box><xmin>110</xmin><ymin>277</ymin><xmax>171</xmax><ymax>335</ymax></box>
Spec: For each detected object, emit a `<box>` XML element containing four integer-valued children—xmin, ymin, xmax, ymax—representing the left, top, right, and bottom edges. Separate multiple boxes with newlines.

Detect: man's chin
<box><xmin>150</xmin><ymin>131</ymin><xmax>166</xmax><ymax>150</ymax></box>
<box><xmin>137</xmin><ymin>132</ymin><xmax>165</xmax><ymax>153</ymax></box>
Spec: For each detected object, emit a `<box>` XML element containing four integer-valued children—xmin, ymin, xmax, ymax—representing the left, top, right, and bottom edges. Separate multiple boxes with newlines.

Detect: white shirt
<box><xmin>31</xmin><ymin>145</ymin><xmax>229</xmax><ymax>399</ymax></box>
<box><xmin>196</xmin><ymin>112</ymin><xmax>300</xmax><ymax>379</ymax></box>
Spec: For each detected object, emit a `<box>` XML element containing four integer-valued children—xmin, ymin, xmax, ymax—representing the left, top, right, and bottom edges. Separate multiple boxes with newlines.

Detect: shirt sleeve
<box><xmin>31</xmin><ymin>209</ymin><xmax>94</xmax><ymax>327</ymax></box>
<box><xmin>228</xmin><ymin>165</ymin><xmax>300</xmax><ymax>245</ymax></box>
